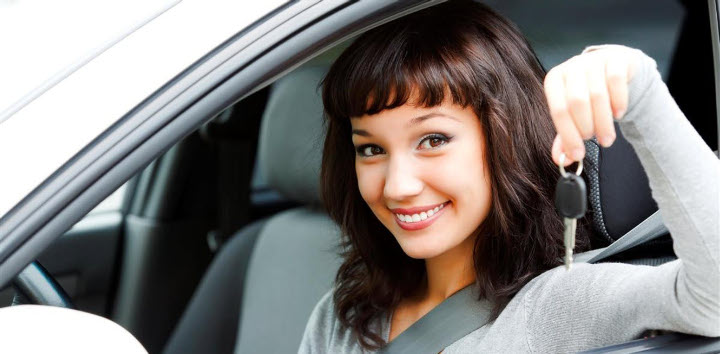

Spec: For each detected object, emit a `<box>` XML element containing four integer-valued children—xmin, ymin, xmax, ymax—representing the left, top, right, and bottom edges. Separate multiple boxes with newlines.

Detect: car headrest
<box><xmin>257</xmin><ymin>65</ymin><xmax>327</xmax><ymax>206</ymax></box>
<box><xmin>583</xmin><ymin>124</ymin><xmax>664</xmax><ymax>247</ymax></box>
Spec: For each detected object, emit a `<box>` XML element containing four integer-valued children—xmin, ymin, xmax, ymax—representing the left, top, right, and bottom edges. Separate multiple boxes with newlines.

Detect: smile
<box><xmin>391</xmin><ymin>202</ymin><xmax>450</xmax><ymax>231</ymax></box>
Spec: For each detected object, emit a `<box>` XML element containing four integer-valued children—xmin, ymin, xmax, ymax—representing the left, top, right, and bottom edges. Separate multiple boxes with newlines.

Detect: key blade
<box><xmin>563</xmin><ymin>218</ymin><xmax>576</xmax><ymax>271</ymax></box>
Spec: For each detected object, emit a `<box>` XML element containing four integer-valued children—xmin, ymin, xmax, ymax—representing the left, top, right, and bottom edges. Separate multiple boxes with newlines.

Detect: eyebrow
<box><xmin>351</xmin><ymin>112</ymin><xmax>458</xmax><ymax>136</ymax></box>
<box><xmin>408</xmin><ymin>113</ymin><xmax>458</xmax><ymax>126</ymax></box>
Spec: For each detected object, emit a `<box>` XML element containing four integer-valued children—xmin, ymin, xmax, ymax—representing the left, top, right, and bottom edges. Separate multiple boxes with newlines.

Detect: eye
<box><xmin>418</xmin><ymin>134</ymin><xmax>451</xmax><ymax>150</ymax></box>
<box><xmin>356</xmin><ymin>144</ymin><xmax>385</xmax><ymax>157</ymax></box>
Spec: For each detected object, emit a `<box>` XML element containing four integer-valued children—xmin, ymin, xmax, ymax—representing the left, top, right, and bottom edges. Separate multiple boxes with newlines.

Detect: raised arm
<box><xmin>525</xmin><ymin>45</ymin><xmax>719</xmax><ymax>353</ymax></box>
<box><xmin>610</xmin><ymin>45</ymin><xmax>720</xmax><ymax>333</ymax></box>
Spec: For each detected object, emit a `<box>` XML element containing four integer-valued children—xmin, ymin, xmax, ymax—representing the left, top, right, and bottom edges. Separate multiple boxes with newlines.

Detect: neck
<box><xmin>422</xmin><ymin>234</ymin><xmax>477</xmax><ymax>302</ymax></box>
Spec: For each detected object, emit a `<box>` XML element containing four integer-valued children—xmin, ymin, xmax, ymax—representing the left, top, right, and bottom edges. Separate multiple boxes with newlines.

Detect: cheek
<box><xmin>430</xmin><ymin>142</ymin><xmax>490</xmax><ymax>207</ymax></box>
<box><xmin>355</xmin><ymin>163</ymin><xmax>384</xmax><ymax>205</ymax></box>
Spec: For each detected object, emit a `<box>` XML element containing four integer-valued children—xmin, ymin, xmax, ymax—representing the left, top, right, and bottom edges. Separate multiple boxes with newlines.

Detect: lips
<box><xmin>390</xmin><ymin>201</ymin><xmax>450</xmax><ymax>231</ymax></box>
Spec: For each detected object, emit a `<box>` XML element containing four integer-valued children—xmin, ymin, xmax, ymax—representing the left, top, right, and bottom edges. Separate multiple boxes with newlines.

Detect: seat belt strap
<box><xmin>574</xmin><ymin>210</ymin><xmax>668</xmax><ymax>264</ymax></box>
<box><xmin>379</xmin><ymin>285</ymin><xmax>492</xmax><ymax>354</ymax></box>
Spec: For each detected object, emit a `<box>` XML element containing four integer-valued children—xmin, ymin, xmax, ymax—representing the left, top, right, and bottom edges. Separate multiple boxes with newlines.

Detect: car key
<box><xmin>555</xmin><ymin>153</ymin><xmax>587</xmax><ymax>270</ymax></box>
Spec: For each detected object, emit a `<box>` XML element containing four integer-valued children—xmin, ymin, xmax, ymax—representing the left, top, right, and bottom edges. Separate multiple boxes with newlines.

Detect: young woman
<box><xmin>299</xmin><ymin>1</ymin><xmax>719</xmax><ymax>352</ymax></box>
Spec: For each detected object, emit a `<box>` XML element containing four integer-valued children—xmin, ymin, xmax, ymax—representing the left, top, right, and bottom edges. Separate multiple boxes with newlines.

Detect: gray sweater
<box><xmin>298</xmin><ymin>47</ymin><xmax>720</xmax><ymax>353</ymax></box>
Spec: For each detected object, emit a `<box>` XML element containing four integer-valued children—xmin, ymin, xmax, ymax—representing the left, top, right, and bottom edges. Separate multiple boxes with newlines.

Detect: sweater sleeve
<box><xmin>524</xmin><ymin>46</ymin><xmax>720</xmax><ymax>353</ymax></box>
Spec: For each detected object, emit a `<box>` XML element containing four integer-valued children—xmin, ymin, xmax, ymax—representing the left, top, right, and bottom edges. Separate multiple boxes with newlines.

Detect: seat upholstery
<box><xmin>163</xmin><ymin>220</ymin><xmax>266</xmax><ymax>354</ymax></box>
<box><xmin>234</xmin><ymin>209</ymin><xmax>342</xmax><ymax>353</ymax></box>
<box><xmin>163</xmin><ymin>64</ymin><xmax>340</xmax><ymax>354</ymax></box>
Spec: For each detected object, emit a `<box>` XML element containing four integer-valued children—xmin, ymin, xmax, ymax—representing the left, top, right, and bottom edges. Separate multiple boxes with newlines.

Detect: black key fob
<box><xmin>555</xmin><ymin>174</ymin><xmax>587</xmax><ymax>219</ymax></box>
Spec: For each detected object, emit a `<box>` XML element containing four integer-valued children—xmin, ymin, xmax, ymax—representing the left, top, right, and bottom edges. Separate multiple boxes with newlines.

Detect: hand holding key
<box><xmin>545</xmin><ymin>45</ymin><xmax>641</xmax><ymax>269</ymax></box>
<box><xmin>544</xmin><ymin>45</ymin><xmax>643</xmax><ymax>165</ymax></box>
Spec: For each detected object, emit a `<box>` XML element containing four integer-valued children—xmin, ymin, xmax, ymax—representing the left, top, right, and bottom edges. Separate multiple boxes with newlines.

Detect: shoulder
<box><xmin>300</xmin><ymin>289</ymin><xmax>368</xmax><ymax>353</ymax></box>
<box><xmin>310</xmin><ymin>289</ymin><xmax>337</xmax><ymax>330</ymax></box>
<box><xmin>299</xmin><ymin>289</ymin><xmax>337</xmax><ymax>352</ymax></box>
<box><xmin>300</xmin><ymin>288</ymin><xmax>385</xmax><ymax>353</ymax></box>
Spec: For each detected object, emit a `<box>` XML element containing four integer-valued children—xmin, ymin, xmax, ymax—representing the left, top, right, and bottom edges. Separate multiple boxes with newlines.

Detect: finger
<box><xmin>586</xmin><ymin>59</ymin><xmax>616</xmax><ymax>147</ymax></box>
<box><xmin>564</xmin><ymin>61</ymin><xmax>594</xmax><ymax>140</ymax></box>
<box><xmin>545</xmin><ymin>66</ymin><xmax>585</xmax><ymax>162</ymax></box>
<box><xmin>606</xmin><ymin>55</ymin><xmax>629</xmax><ymax>120</ymax></box>
<box><xmin>552</xmin><ymin>134</ymin><xmax>574</xmax><ymax>167</ymax></box>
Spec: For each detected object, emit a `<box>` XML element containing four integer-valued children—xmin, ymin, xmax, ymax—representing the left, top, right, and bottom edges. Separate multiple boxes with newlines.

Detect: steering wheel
<box><xmin>11</xmin><ymin>261</ymin><xmax>74</xmax><ymax>308</ymax></box>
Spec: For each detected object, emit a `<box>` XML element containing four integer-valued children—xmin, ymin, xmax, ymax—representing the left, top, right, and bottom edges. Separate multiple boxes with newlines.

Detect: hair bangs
<box><xmin>322</xmin><ymin>19</ymin><xmax>480</xmax><ymax>122</ymax></box>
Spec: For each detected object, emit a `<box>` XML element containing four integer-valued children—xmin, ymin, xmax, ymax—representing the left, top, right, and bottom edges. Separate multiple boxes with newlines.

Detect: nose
<box><xmin>383</xmin><ymin>156</ymin><xmax>423</xmax><ymax>201</ymax></box>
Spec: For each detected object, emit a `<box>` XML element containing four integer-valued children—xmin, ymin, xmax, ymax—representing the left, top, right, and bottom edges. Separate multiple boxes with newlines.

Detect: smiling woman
<box><xmin>316</xmin><ymin>0</ymin><xmax>594</xmax><ymax>348</ymax></box>
<box><xmin>300</xmin><ymin>0</ymin><xmax>719</xmax><ymax>352</ymax></box>
<box><xmin>322</xmin><ymin>3</ymin><xmax>589</xmax><ymax>344</ymax></box>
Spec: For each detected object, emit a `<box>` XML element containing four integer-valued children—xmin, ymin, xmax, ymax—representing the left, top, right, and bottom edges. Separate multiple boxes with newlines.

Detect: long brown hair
<box><xmin>320</xmin><ymin>0</ymin><xmax>592</xmax><ymax>349</ymax></box>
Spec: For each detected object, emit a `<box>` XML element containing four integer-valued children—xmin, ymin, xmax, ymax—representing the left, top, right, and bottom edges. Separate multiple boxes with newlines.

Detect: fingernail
<box><xmin>615</xmin><ymin>109</ymin><xmax>626</xmax><ymax>120</ymax></box>
<box><xmin>601</xmin><ymin>134</ymin><xmax>615</xmax><ymax>147</ymax></box>
<box><xmin>573</xmin><ymin>147</ymin><xmax>585</xmax><ymax>161</ymax></box>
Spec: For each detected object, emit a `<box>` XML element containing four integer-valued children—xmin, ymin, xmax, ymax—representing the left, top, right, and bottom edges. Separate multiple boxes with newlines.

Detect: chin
<box><xmin>397</xmin><ymin>238</ymin><xmax>449</xmax><ymax>260</ymax></box>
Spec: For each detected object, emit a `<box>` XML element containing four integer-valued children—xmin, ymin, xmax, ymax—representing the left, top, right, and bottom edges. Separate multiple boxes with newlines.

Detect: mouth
<box><xmin>391</xmin><ymin>201</ymin><xmax>450</xmax><ymax>231</ymax></box>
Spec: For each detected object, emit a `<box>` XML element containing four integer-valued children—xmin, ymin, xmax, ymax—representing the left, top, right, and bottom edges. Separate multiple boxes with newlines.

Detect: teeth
<box><xmin>396</xmin><ymin>203</ymin><xmax>447</xmax><ymax>223</ymax></box>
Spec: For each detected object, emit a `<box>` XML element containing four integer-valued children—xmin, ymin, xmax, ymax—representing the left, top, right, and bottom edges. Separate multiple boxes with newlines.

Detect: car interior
<box><xmin>1</xmin><ymin>0</ymin><xmax>718</xmax><ymax>353</ymax></box>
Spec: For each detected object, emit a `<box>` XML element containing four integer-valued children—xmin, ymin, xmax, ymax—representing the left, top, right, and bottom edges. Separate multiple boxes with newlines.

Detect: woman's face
<box><xmin>351</xmin><ymin>99</ymin><xmax>492</xmax><ymax>260</ymax></box>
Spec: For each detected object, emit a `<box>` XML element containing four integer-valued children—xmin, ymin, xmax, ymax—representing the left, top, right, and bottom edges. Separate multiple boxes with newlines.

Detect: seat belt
<box><xmin>379</xmin><ymin>286</ymin><xmax>492</xmax><ymax>354</ymax></box>
<box><xmin>380</xmin><ymin>211</ymin><xmax>669</xmax><ymax>353</ymax></box>
<box><xmin>574</xmin><ymin>210</ymin><xmax>668</xmax><ymax>264</ymax></box>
